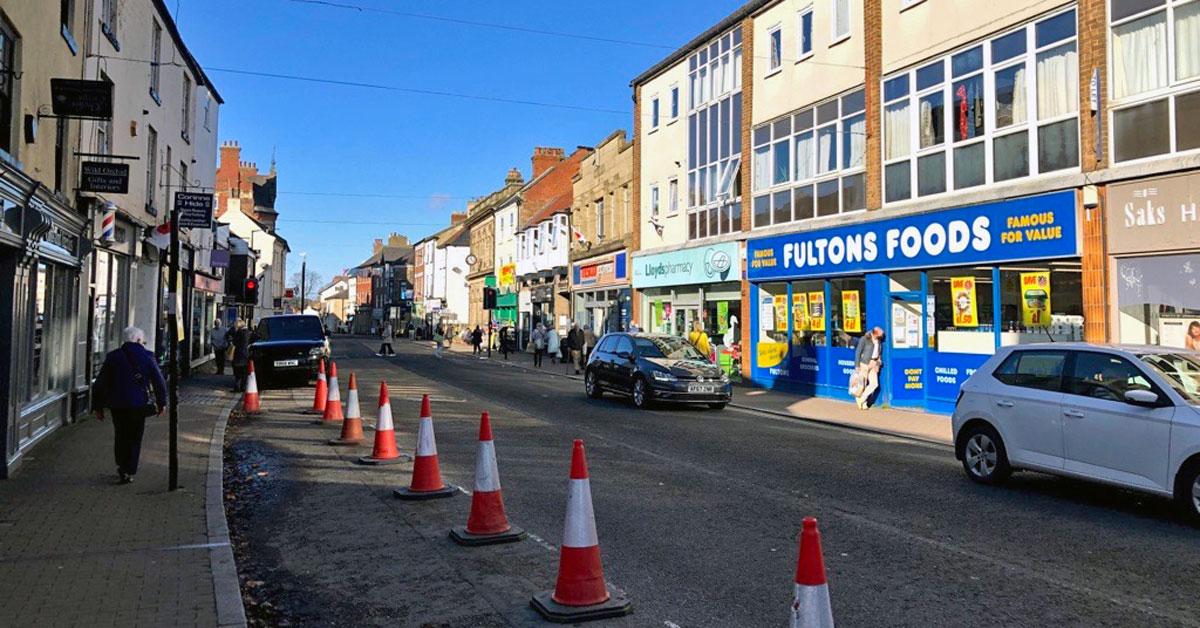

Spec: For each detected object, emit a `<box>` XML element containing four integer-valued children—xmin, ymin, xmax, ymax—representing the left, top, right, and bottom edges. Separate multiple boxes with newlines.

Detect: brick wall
<box><xmin>631</xmin><ymin>86</ymin><xmax>643</xmax><ymax>326</ymax></box>
<box><xmin>1079</xmin><ymin>0</ymin><xmax>1108</xmax><ymax>171</ymax></box>
<box><xmin>739</xmin><ymin>16</ymin><xmax>754</xmax><ymax>378</ymax></box>
<box><xmin>864</xmin><ymin>0</ymin><xmax>883</xmax><ymax>210</ymax></box>
<box><xmin>1080</xmin><ymin>188</ymin><xmax>1109</xmax><ymax>343</ymax></box>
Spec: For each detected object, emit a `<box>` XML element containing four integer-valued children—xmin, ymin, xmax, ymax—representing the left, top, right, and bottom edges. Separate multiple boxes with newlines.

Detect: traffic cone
<box><xmin>318</xmin><ymin>360</ymin><xmax>343</xmax><ymax>424</ymax></box>
<box><xmin>242</xmin><ymin>360</ymin><xmax>261</xmax><ymax>414</ymax></box>
<box><xmin>356</xmin><ymin>382</ymin><xmax>409</xmax><ymax>465</ymax></box>
<box><xmin>328</xmin><ymin>373</ymin><xmax>365</xmax><ymax>446</ymax></box>
<box><xmin>305</xmin><ymin>358</ymin><xmax>328</xmax><ymax>415</ymax></box>
<box><xmin>394</xmin><ymin>394</ymin><xmax>458</xmax><ymax>500</ymax></box>
<box><xmin>531</xmin><ymin>439</ymin><xmax>631</xmax><ymax>622</ymax></box>
<box><xmin>450</xmin><ymin>412</ymin><xmax>525</xmax><ymax>546</ymax></box>
<box><xmin>790</xmin><ymin>517</ymin><xmax>834</xmax><ymax>628</ymax></box>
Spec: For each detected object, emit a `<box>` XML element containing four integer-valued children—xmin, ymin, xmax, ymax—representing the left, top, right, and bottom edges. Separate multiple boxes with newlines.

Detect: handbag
<box><xmin>121</xmin><ymin>346</ymin><xmax>159</xmax><ymax>418</ymax></box>
<box><xmin>848</xmin><ymin>368</ymin><xmax>865</xmax><ymax>397</ymax></box>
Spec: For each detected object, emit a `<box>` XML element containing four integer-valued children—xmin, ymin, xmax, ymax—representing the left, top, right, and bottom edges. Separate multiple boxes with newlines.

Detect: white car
<box><xmin>952</xmin><ymin>343</ymin><xmax>1200</xmax><ymax>521</ymax></box>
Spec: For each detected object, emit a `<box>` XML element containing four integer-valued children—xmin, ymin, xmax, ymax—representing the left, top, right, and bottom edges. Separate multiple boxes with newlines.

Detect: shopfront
<box><xmin>572</xmin><ymin>251</ymin><xmax>631</xmax><ymax>335</ymax></box>
<box><xmin>495</xmin><ymin>263</ymin><xmax>518</xmax><ymax>327</ymax></box>
<box><xmin>747</xmin><ymin>190</ymin><xmax>1084</xmax><ymax>413</ymax></box>
<box><xmin>191</xmin><ymin>272</ymin><xmax>222</xmax><ymax>368</ymax></box>
<box><xmin>1107</xmin><ymin>174</ymin><xmax>1200</xmax><ymax>350</ymax></box>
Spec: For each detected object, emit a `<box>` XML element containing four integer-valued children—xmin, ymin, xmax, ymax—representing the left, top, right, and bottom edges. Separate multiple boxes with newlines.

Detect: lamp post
<box><xmin>299</xmin><ymin>252</ymin><xmax>307</xmax><ymax>314</ymax></box>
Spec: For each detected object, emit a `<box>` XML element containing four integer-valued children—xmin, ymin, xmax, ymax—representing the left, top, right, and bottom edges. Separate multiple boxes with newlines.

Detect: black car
<box><xmin>249</xmin><ymin>314</ymin><xmax>330</xmax><ymax>386</ymax></box>
<box><xmin>584</xmin><ymin>333</ymin><xmax>732</xmax><ymax>410</ymax></box>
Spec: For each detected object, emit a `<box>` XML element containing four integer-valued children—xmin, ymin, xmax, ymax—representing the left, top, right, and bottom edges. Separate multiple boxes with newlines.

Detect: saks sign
<box><xmin>1108</xmin><ymin>173</ymin><xmax>1200</xmax><ymax>255</ymax></box>
<box><xmin>747</xmin><ymin>191</ymin><xmax>1079</xmax><ymax>280</ymax></box>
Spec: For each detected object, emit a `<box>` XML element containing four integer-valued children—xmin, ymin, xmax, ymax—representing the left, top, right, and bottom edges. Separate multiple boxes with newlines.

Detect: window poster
<box><xmin>1020</xmin><ymin>271</ymin><xmax>1051</xmax><ymax>328</ymax></box>
<box><xmin>774</xmin><ymin>295</ymin><xmax>788</xmax><ymax>332</ymax></box>
<box><xmin>808</xmin><ymin>291</ymin><xmax>826</xmax><ymax>332</ymax></box>
<box><xmin>951</xmin><ymin>276</ymin><xmax>979</xmax><ymax>327</ymax></box>
<box><xmin>717</xmin><ymin>301</ymin><xmax>729</xmax><ymax>334</ymax></box>
<box><xmin>793</xmin><ymin>292</ymin><xmax>809</xmax><ymax>331</ymax></box>
<box><xmin>842</xmin><ymin>290</ymin><xmax>862</xmax><ymax>333</ymax></box>
<box><xmin>760</xmin><ymin>295</ymin><xmax>776</xmax><ymax>334</ymax></box>
<box><xmin>654</xmin><ymin>301</ymin><xmax>664</xmax><ymax>331</ymax></box>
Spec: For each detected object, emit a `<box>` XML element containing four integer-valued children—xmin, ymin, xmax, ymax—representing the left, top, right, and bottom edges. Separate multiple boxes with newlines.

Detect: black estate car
<box><xmin>584</xmin><ymin>333</ymin><xmax>732</xmax><ymax>410</ymax></box>
<box><xmin>249</xmin><ymin>314</ymin><xmax>330</xmax><ymax>386</ymax></box>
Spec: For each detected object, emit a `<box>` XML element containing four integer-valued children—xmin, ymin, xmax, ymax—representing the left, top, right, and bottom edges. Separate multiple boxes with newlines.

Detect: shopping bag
<box><xmin>848</xmin><ymin>368</ymin><xmax>864</xmax><ymax>397</ymax></box>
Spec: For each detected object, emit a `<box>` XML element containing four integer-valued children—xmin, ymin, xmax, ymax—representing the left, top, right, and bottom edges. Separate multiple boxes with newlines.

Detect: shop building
<box><xmin>466</xmin><ymin>169</ymin><xmax>524</xmax><ymax>330</ymax></box>
<box><xmin>494</xmin><ymin>193</ymin><xmax>520</xmax><ymax>330</ymax></box>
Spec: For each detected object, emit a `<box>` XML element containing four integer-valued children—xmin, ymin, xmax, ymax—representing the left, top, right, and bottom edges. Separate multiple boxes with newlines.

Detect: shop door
<box><xmin>887</xmin><ymin>293</ymin><xmax>927</xmax><ymax>406</ymax></box>
<box><xmin>674</xmin><ymin>307</ymin><xmax>699</xmax><ymax>338</ymax></box>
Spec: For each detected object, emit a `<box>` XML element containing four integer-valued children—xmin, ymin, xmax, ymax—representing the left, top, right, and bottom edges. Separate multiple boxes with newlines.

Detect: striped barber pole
<box><xmin>320</xmin><ymin>360</ymin><xmax>343</xmax><ymax>422</ymax></box>
<box><xmin>791</xmin><ymin>517</ymin><xmax>835</xmax><ymax>628</ymax></box>
<box><xmin>450</xmin><ymin>412</ymin><xmax>525</xmax><ymax>545</ymax></box>
<box><xmin>394</xmin><ymin>394</ymin><xmax>457</xmax><ymax>500</ymax></box>
<box><xmin>357</xmin><ymin>382</ymin><xmax>406</xmax><ymax>465</ymax></box>
<box><xmin>531</xmin><ymin>439</ymin><xmax>631</xmax><ymax>621</ymax></box>
<box><xmin>100</xmin><ymin>202</ymin><xmax>116</xmax><ymax>243</ymax></box>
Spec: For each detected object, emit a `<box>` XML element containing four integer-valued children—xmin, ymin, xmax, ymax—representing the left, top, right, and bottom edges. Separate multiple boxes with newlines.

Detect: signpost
<box><xmin>79</xmin><ymin>161</ymin><xmax>129</xmax><ymax>193</ymax></box>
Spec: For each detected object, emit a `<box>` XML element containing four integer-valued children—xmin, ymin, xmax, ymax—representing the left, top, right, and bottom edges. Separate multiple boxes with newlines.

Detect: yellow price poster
<box><xmin>950</xmin><ymin>276</ymin><xmax>979</xmax><ymax>327</ymax></box>
<box><xmin>1020</xmin><ymin>271</ymin><xmax>1051</xmax><ymax>328</ymax></box>
<box><xmin>757</xmin><ymin>342</ymin><xmax>789</xmax><ymax>368</ymax></box>
<box><xmin>792</xmin><ymin>293</ymin><xmax>809</xmax><ymax>331</ymax></box>
<box><xmin>808</xmin><ymin>291</ymin><xmax>826</xmax><ymax>332</ymax></box>
<box><xmin>842</xmin><ymin>290</ymin><xmax>861</xmax><ymax>333</ymax></box>
<box><xmin>774</xmin><ymin>295</ymin><xmax>788</xmax><ymax>332</ymax></box>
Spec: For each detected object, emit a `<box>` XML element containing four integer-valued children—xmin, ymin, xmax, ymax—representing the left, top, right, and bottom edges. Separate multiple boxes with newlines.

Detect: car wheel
<box><xmin>708</xmin><ymin>402</ymin><xmax>727</xmax><ymax>410</ymax></box>
<box><xmin>585</xmin><ymin>370</ymin><xmax>603</xmax><ymax>399</ymax></box>
<box><xmin>1175</xmin><ymin>461</ymin><xmax>1200</xmax><ymax>524</ymax></box>
<box><xmin>631</xmin><ymin>377</ymin><xmax>652</xmax><ymax>410</ymax></box>
<box><xmin>959</xmin><ymin>423</ymin><xmax>1012</xmax><ymax>485</ymax></box>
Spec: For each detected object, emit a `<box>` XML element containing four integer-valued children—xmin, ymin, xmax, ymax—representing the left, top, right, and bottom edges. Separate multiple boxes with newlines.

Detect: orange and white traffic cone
<box><xmin>328</xmin><ymin>373</ymin><xmax>365</xmax><ymax>446</ymax></box>
<box><xmin>394</xmin><ymin>394</ymin><xmax>458</xmax><ymax>500</ymax></box>
<box><xmin>319</xmin><ymin>360</ymin><xmax>343</xmax><ymax>424</ymax></box>
<box><xmin>790</xmin><ymin>517</ymin><xmax>835</xmax><ymax>628</ymax></box>
<box><xmin>450</xmin><ymin>412</ymin><xmax>525</xmax><ymax>545</ymax></box>
<box><xmin>242</xmin><ymin>360</ymin><xmax>261</xmax><ymax>414</ymax></box>
<box><xmin>531</xmin><ymin>439</ymin><xmax>631</xmax><ymax>622</ymax></box>
<box><xmin>356</xmin><ymin>382</ymin><xmax>409</xmax><ymax>465</ymax></box>
<box><xmin>305</xmin><ymin>358</ymin><xmax>328</xmax><ymax>415</ymax></box>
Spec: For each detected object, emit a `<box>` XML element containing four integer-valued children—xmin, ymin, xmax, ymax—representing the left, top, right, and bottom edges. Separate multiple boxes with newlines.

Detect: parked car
<box><xmin>249</xmin><ymin>314</ymin><xmax>330</xmax><ymax>387</ymax></box>
<box><xmin>584</xmin><ymin>333</ymin><xmax>732</xmax><ymax>410</ymax></box>
<box><xmin>952</xmin><ymin>343</ymin><xmax>1200</xmax><ymax>521</ymax></box>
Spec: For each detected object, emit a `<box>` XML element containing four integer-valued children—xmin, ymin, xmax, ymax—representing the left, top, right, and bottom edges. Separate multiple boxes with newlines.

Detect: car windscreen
<box><xmin>256</xmin><ymin>317</ymin><xmax>324</xmax><ymax>341</ymax></box>
<box><xmin>633</xmin><ymin>337</ymin><xmax>706</xmax><ymax>361</ymax></box>
<box><xmin>1140</xmin><ymin>353</ymin><xmax>1200</xmax><ymax>404</ymax></box>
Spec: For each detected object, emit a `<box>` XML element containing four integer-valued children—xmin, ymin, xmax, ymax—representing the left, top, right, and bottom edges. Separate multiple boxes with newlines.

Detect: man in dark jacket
<box><xmin>93</xmin><ymin>326</ymin><xmax>168</xmax><ymax>484</ymax></box>
<box><xmin>566</xmin><ymin>322</ymin><xmax>584</xmax><ymax>374</ymax></box>
<box><xmin>230</xmin><ymin>319</ymin><xmax>252</xmax><ymax>392</ymax></box>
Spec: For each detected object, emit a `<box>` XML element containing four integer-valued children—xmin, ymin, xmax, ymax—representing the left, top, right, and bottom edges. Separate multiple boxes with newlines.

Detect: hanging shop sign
<box><xmin>51</xmin><ymin>79</ymin><xmax>114</xmax><ymax>119</ymax></box>
<box><xmin>951</xmin><ymin>276</ymin><xmax>979</xmax><ymax>327</ymax></box>
<box><xmin>80</xmin><ymin>162</ymin><xmax>129</xmax><ymax>194</ymax></box>
<box><xmin>1020</xmin><ymin>271</ymin><xmax>1052</xmax><ymax>328</ymax></box>
<box><xmin>1107</xmin><ymin>172</ymin><xmax>1200</xmax><ymax>255</ymax></box>
<box><xmin>498</xmin><ymin>263</ymin><xmax>517</xmax><ymax>290</ymax></box>
<box><xmin>746</xmin><ymin>191</ymin><xmax>1078</xmax><ymax>280</ymax></box>
<box><xmin>175</xmin><ymin>192</ymin><xmax>215</xmax><ymax>229</ymax></box>
<box><xmin>632</xmin><ymin>242</ymin><xmax>740</xmax><ymax>288</ymax></box>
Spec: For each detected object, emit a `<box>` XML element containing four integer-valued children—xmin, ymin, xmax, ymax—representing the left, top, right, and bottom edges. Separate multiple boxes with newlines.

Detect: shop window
<box><xmin>829</xmin><ymin>278</ymin><xmax>866</xmax><ymax>348</ymax></box>
<box><xmin>998</xmin><ymin>260</ymin><xmax>1083</xmax><ymax>344</ymax></box>
<box><xmin>758</xmin><ymin>283</ymin><xmax>792</xmax><ymax>347</ymax></box>
<box><xmin>787</xmin><ymin>280</ymin><xmax>827</xmax><ymax>348</ymax></box>
<box><xmin>929</xmin><ymin>267</ymin><xmax>995</xmax><ymax>354</ymax></box>
<box><xmin>703</xmin><ymin>297</ymin><xmax>741</xmax><ymax>346</ymax></box>
<box><xmin>1115</xmin><ymin>253</ymin><xmax>1200</xmax><ymax>348</ymax></box>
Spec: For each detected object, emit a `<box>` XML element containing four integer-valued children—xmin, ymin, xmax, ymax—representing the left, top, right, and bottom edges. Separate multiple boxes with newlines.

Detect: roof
<box><xmin>151</xmin><ymin>0</ymin><xmax>224</xmax><ymax>103</ymax></box>
<box><xmin>353</xmin><ymin>244</ymin><xmax>412</xmax><ymax>269</ymax></box>
<box><xmin>522</xmin><ymin>189</ymin><xmax>573</xmax><ymax>229</ymax></box>
<box><xmin>630</xmin><ymin>0</ymin><xmax>769</xmax><ymax>87</ymax></box>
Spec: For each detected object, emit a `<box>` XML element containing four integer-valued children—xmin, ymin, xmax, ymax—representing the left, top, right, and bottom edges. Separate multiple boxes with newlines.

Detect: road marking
<box><xmin>664</xmin><ymin>622</ymin><xmax>682</xmax><ymax>628</ymax></box>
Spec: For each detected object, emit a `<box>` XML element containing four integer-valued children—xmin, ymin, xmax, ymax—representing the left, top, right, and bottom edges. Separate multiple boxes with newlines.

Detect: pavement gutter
<box><xmin>207</xmin><ymin>399</ymin><xmax>248</xmax><ymax>628</ymax></box>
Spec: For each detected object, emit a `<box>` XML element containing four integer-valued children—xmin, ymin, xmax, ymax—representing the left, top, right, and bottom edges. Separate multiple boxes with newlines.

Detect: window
<box><xmin>164</xmin><ymin>145</ymin><xmax>172</xmax><ymax>199</ymax></box>
<box><xmin>883</xmin><ymin>8</ymin><xmax>1078</xmax><ymax>202</ymax></box>
<box><xmin>61</xmin><ymin>0</ymin><xmax>77</xmax><ymax>52</ymax></box>
<box><xmin>0</xmin><ymin>17</ymin><xmax>16</xmax><ymax>156</ymax></box>
<box><xmin>670</xmin><ymin>85</ymin><xmax>680</xmax><ymax>119</ymax></box>
<box><xmin>1067</xmin><ymin>352</ymin><xmax>1158</xmax><ymax>401</ymax></box>
<box><xmin>752</xmin><ymin>88</ymin><xmax>866</xmax><ymax>227</ymax></box>
<box><xmin>150</xmin><ymin>20</ymin><xmax>162</xmax><ymax>102</ymax></box>
<box><xmin>146</xmin><ymin>126</ymin><xmax>158</xmax><ymax>213</ymax></box>
<box><xmin>668</xmin><ymin>179</ymin><xmax>679</xmax><ymax>214</ymax></box>
<box><xmin>596</xmin><ymin>199</ymin><xmax>605</xmax><ymax>241</ymax></box>
<box><xmin>769</xmin><ymin>25</ymin><xmax>783</xmax><ymax>71</ymax></box>
<box><xmin>101</xmin><ymin>0</ymin><xmax>119</xmax><ymax>46</ymax></box>
<box><xmin>179</xmin><ymin>161</ymin><xmax>188</xmax><ymax>192</ymax></box>
<box><xmin>687</xmin><ymin>28</ymin><xmax>743</xmax><ymax>239</ymax></box>
<box><xmin>798</xmin><ymin>7</ymin><xmax>814</xmax><ymax>59</ymax></box>
<box><xmin>832</xmin><ymin>0</ymin><xmax>851</xmax><ymax>41</ymax></box>
<box><xmin>993</xmin><ymin>350</ymin><xmax>1067</xmax><ymax>391</ymax></box>
<box><xmin>652</xmin><ymin>96</ymin><xmax>660</xmax><ymax>128</ymax></box>
<box><xmin>1110</xmin><ymin>0</ymin><xmax>1200</xmax><ymax>162</ymax></box>
<box><xmin>203</xmin><ymin>93</ymin><xmax>212</xmax><ymax>131</ymax></box>
<box><xmin>181</xmin><ymin>74</ymin><xmax>192</xmax><ymax>142</ymax></box>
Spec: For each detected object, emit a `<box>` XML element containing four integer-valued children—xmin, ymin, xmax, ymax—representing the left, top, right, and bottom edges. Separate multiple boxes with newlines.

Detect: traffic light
<box><xmin>482</xmin><ymin>286</ymin><xmax>497</xmax><ymax>310</ymax></box>
<box><xmin>244</xmin><ymin>277</ymin><xmax>259</xmax><ymax>304</ymax></box>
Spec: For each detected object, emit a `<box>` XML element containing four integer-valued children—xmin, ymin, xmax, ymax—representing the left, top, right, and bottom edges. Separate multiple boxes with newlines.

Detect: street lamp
<box><xmin>300</xmin><ymin>252</ymin><xmax>307</xmax><ymax>314</ymax></box>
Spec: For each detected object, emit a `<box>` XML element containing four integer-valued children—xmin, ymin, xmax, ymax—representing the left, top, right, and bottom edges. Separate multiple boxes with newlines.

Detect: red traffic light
<box><xmin>245</xmin><ymin>278</ymin><xmax>258</xmax><ymax>290</ymax></box>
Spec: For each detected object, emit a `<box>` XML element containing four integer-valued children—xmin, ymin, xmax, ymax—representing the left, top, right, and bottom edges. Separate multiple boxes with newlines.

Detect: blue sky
<box><xmin>175</xmin><ymin>0</ymin><xmax>742</xmax><ymax>285</ymax></box>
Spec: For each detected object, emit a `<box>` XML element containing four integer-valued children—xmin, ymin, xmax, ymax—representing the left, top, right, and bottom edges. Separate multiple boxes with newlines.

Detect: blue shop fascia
<box><xmin>745</xmin><ymin>190</ymin><xmax>1086</xmax><ymax>414</ymax></box>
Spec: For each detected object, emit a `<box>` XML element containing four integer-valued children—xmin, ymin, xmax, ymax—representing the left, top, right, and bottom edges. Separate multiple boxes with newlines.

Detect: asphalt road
<box><xmin>229</xmin><ymin>337</ymin><xmax>1200</xmax><ymax>627</ymax></box>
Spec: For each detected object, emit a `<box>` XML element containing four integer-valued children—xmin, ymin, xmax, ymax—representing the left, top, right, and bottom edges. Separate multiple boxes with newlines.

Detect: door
<box><xmin>990</xmin><ymin>349</ymin><xmax>1067</xmax><ymax>470</ymax></box>
<box><xmin>610</xmin><ymin>335</ymin><xmax>637</xmax><ymax>393</ymax></box>
<box><xmin>589</xmin><ymin>335</ymin><xmax>615</xmax><ymax>387</ymax></box>
<box><xmin>674</xmin><ymin>307</ymin><xmax>698</xmax><ymax>338</ymax></box>
<box><xmin>1061</xmin><ymin>352</ymin><xmax>1174</xmax><ymax>491</ymax></box>
<box><xmin>887</xmin><ymin>293</ymin><xmax>925</xmax><ymax>406</ymax></box>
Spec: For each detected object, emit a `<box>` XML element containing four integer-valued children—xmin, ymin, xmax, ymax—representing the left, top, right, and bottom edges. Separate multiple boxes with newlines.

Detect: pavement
<box><xmin>0</xmin><ymin>369</ymin><xmax>245</xmax><ymax>628</ymax></box>
<box><xmin>223</xmin><ymin>337</ymin><xmax>1200</xmax><ymax>626</ymax></box>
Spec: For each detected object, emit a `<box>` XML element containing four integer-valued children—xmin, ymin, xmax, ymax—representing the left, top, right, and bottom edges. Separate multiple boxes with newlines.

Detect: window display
<box><xmin>1116</xmin><ymin>253</ymin><xmax>1200</xmax><ymax>348</ymax></box>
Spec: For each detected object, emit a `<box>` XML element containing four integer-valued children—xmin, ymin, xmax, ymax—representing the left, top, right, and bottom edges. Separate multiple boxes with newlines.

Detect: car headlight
<box><xmin>651</xmin><ymin>370</ymin><xmax>676</xmax><ymax>382</ymax></box>
<box><xmin>309</xmin><ymin>347</ymin><xmax>324</xmax><ymax>357</ymax></box>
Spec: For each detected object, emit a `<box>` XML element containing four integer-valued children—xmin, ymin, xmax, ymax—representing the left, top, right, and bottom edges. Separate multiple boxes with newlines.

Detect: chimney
<box><xmin>373</xmin><ymin>238</ymin><xmax>383</xmax><ymax>254</ymax></box>
<box><xmin>505</xmin><ymin>167</ymin><xmax>524</xmax><ymax>185</ymax></box>
<box><xmin>450</xmin><ymin>212</ymin><xmax>467</xmax><ymax>225</ymax></box>
<box><xmin>388</xmin><ymin>233</ymin><xmax>409</xmax><ymax>247</ymax></box>
<box><xmin>531</xmin><ymin>147</ymin><xmax>565</xmax><ymax>179</ymax></box>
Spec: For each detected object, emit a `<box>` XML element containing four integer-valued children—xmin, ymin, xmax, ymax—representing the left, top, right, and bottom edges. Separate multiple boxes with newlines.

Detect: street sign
<box><xmin>79</xmin><ymin>162</ymin><xmax>129</xmax><ymax>193</ymax></box>
<box><xmin>50</xmin><ymin>79</ymin><xmax>114</xmax><ymax>119</ymax></box>
<box><xmin>285</xmin><ymin>288</ymin><xmax>295</xmax><ymax>299</ymax></box>
<box><xmin>174</xmin><ymin>192</ymin><xmax>214</xmax><ymax>229</ymax></box>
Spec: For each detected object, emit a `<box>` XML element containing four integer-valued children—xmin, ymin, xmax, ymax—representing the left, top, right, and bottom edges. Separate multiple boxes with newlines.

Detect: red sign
<box><xmin>285</xmin><ymin>288</ymin><xmax>295</xmax><ymax>299</ymax></box>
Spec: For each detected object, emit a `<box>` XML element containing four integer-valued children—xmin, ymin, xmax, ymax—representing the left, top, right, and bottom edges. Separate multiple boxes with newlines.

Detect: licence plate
<box><xmin>274</xmin><ymin>359</ymin><xmax>299</xmax><ymax>367</ymax></box>
<box><xmin>688</xmin><ymin>384</ymin><xmax>716</xmax><ymax>394</ymax></box>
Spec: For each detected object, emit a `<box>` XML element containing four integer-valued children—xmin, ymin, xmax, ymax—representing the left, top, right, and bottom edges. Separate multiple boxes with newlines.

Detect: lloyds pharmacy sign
<box><xmin>632</xmin><ymin>242</ymin><xmax>739</xmax><ymax>289</ymax></box>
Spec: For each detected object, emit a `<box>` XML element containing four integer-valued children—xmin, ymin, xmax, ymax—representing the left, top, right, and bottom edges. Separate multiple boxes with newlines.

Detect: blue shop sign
<box><xmin>747</xmin><ymin>191</ymin><xmax>1078</xmax><ymax>280</ymax></box>
<box><xmin>632</xmin><ymin>241</ymin><xmax>740</xmax><ymax>289</ymax></box>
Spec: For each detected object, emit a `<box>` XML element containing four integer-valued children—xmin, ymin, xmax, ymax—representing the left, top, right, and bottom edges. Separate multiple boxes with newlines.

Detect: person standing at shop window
<box><xmin>854</xmin><ymin>327</ymin><xmax>884</xmax><ymax>410</ymax></box>
<box><xmin>92</xmin><ymin>326</ymin><xmax>167</xmax><ymax>484</ymax></box>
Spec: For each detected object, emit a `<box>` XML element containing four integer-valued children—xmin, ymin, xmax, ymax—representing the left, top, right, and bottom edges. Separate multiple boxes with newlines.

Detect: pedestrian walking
<box><xmin>231</xmin><ymin>319</ymin><xmax>252</xmax><ymax>392</ymax></box>
<box><xmin>546</xmin><ymin>325</ymin><xmax>560</xmax><ymax>367</ymax></box>
<box><xmin>433</xmin><ymin>324</ymin><xmax>445</xmax><ymax>358</ymax></box>
<box><xmin>92</xmin><ymin>326</ymin><xmax>167</xmax><ymax>484</ymax></box>
<box><xmin>583</xmin><ymin>325</ymin><xmax>597</xmax><ymax>371</ymax></box>
<box><xmin>211</xmin><ymin>319</ymin><xmax>229</xmax><ymax>375</ymax></box>
<box><xmin>567</xmin><ymin>322</ymin><xmax>584</xmax><ymax>375</ymax></box>
<box><xmin>853</xmin><ymin>327</ymin><xmax>884</xmax><ymax>410</ymax></box>
<box><xmin>532</xmin><ymin>324</ymin><xmax>547</xmax><ymax>367</ymax></box>
<box><xmin>378</xmin><ymin>322</ymin><xmax>395</xmax><ymax>356</ymax></box>
<box><xmin>499</xmin><ymin>324</ymin><xmax>512</xmax><ymax>360</ymax></box>
<box><xmin>471</xmin><ymin>325</ymin><xmax>484</xmax><ymax>355</ymax></box>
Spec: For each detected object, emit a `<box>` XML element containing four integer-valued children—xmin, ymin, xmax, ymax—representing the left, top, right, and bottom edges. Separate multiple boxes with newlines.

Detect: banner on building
<box><xmin>792</xmin><ymin>292</ymin><xmax>809</xmax><ymax>331</ymax></box>
<box><xmin>951</xmin><ymin>276</ymin><xmax>979</xmax><ymax>327</ymax></box>
<box><xmin>842</xmin><ymin>290</ymin><xmax>862</xmax><ymax>333</ymax></box>
<box><xmin>1020</xmin><ymin>271</ymin><xmax>1052</xmax><ymax>328</ymax></box>
<box><xmin>808</xmin><ymin>291</ymin><xmax>826</xmax><ymax>332</ymax></box>
<box><xmin>499</xmin><ymin>263</ymin><xmax>516</xmax><ymax>290</ymax></box>
<box><xmin>774</xmin><ymin>295</ymin><xmax>788</xmax><ymax>332</ymax></box>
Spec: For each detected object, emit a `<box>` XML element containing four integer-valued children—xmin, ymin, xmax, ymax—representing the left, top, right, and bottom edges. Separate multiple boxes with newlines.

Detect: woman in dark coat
<box><xmin>92</xmin><ymin>326</ymin><xmax>167</xmax><ymax>484</ymax></box>
<box><xmin>230</xmin><ymin>319</ymin><xmax>252</xmax><ymax>392</ymax></box>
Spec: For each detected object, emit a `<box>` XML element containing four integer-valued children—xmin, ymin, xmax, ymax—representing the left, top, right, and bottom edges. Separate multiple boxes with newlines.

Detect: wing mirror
<box><xmin>1124</xmin><ymin>389</ymin><xmax>1162</xmax><ymax>407</ymax></box>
